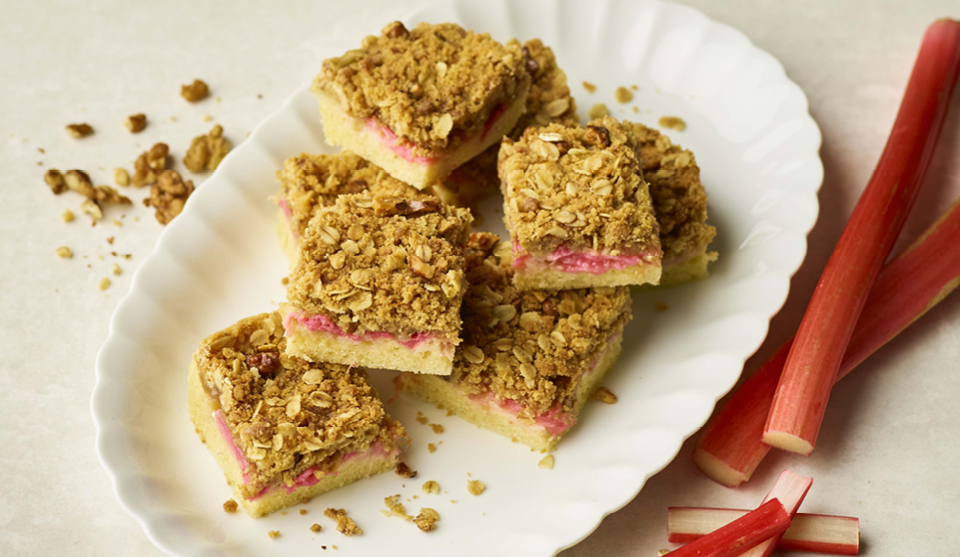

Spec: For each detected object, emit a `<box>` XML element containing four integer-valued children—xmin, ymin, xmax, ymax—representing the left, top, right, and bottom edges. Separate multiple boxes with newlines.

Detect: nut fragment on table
<box><xmin>413</xmin><ymin>508</ymin><xmax>440</xmax><ymax>532</ymax></box>
<box><xmin>65</xmin><ymin>123</ymin><xmax>94</xmax><ymax>138</ymax></box>
<box><xmin>124</xmin><ymin>113</ymin><xmax>147</xmax><ymax>133</ymax></box>
<box><xmin>131</xmin><ymin>143</ymin><xmax>169</xmax><ymax>187</ymax></box>
<box><xmin>143</xmin><ymin>169</ymin><xmax>195</xmax><ymax>224</ymax></box>
<box><xmin>181</xmin><ymin>79</ymin><xmax>210</xmax><ymax>102</ymax></box>
<box><xmin>183</xmin><ymin>124</ymin><xmax>231</xmax><ymax>172</ymax></box>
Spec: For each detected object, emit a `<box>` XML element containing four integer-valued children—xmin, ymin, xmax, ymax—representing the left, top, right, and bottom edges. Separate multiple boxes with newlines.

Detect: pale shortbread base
<box><xmin>401</xmin><ymin>336</ymin><xmax>623</xmax><ymax>452</ymax></box>
<box><xmin>276</xmin><ymin>208</ymin><xmax>299</xmax><ymax>268</ymax></box>
<box><xmin>188</xmin><ymin>361</ymin><xmax>397</xmax><ymax>517</ymax></box>
<box><xmin>514</xmin><ymin>262</ymin><xmax>661</xmax><ymax>291</ymax></box>
<box><xmin>659</xmin><ymin>251</ymin><xmax>717</xmax><ymax>287</ymax></box>
<box><xmin>315</xmin><ymin>90</ymin><xmax>527</xmax><ymax>189</ymax></box>
<box><xmin>284</xmin><ymin>316</ymin><xmax>454</xmax><ymax>375</ymax></box>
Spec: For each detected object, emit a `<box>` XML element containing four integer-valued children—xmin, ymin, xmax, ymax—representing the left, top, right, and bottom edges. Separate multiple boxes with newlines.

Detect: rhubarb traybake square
<box><xmin>188</xmin><ymin>312</ymin><xmax>407</xmax><ymax>518</ymax></box>
<box><xmin>631</xmin><ymin>123</ymin><xmax>718</xmax><ymax>286</ymax></box>
<box><xmin>399</xmin><ymin>233</ymin><xmax>633</xmax><ymax>452</ymax></box>
<box><xmin>311</xmin><ymin>21</ymin><xmax>531</xmax><ymax>190</ymax></box>
<box><xmin>281</xmin><ymin>193</ymin><xmax>473</xmax><ymax>375</ymax></box>
<box><xmin>274</xmin><ymin>151</ymin><xmax>420</xmax><ymax>266</ymax></box>
<box><xmin>435</xmin><ymin>39</ymin><xmax>579</xmax><ymax>208</ymax></box>
<box><xmin>499</xmin><ymin>117</ymin><xmax>662</xmax><ymax>290</ymax></box>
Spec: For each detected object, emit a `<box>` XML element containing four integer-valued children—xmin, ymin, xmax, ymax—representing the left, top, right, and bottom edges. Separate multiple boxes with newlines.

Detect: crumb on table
<box><xmin>222</xmin><ymin>499</ymin><xmax>238</xmax><ymax>513</ymax></box>
<box><xmin>588</xmin><ymin>103</ymin><xmax>609</xmax><ymax>119</ymax></box>
<box><xmin>395</xmin><ymin>462</ymin><xmax>417</xmax><ymax>478</ymax></box>
<box><xmin>66</xmin><ymin>123</ymin><xmax>94</xmax><ymax>138</ymax></box>
<box><xmin>98</xmin><ymin>277</ymin><xmax>111</xmax><ymax>291</ymax></box>
<box><xmin>62</xmin><ymin>209</ymin><xmax>75</xmax><ymax>223</ymax></box>
<box><xmin>582</xmin><ymin>81</ymin><xmax>597</xmax><ymax>93</ymax></box>
<box><xmin>427</xmin><ymin>443</ymin><xmax>436</xmax><ymax>453</ymax></box>
<box><xmin>124</xmin><ymin>113</ymin><xmax>147</xmax><ymax>133</ymax></box>
<box><xmin>614</xmin><ymin>87</ymin><xmax>633</xmax><ymax>103</ymax></box>
<box><xmin>658</xmin><ymin>115</ymin><xmax>687</xmax><ymax>131</ymax></box>
<box><xmin>429</xmin><ymin>423</ymin><xmax>444</xmax><ymax>434</ymax></box>
<box><xmin>56</xmin><ymin>246</ymin><xmax>73</xmax><ymax>259</ymax></box>
<box><xmin>268</xmin><ymin>530</ymin><xmax>280</xmax><ymax>539</ymax></box>
<box><xmin>422</xmin><ymin>480</ymin><xmax>440</xmax><ymax>494</ymax></box>
<box><xmin>595</xmin><ymin>386</ymin><xmax>618</xmax><ymax>404</ymax></box>
<box><xmin>414</xmin><ymin>508</ymin><xmax>440</xmax><ymax>532</ymax></box>
<box><xmin>181</xmin><ymin>79</ymin><xmax>210</xmax><ymax>102</ymax></box>
<box><xmin>324</xmin><ymin>508</ymin><xmax>363</xmax><ymax>536</ymax></box>
<box><xmin>467</xmin><ymin>480</ymin><xmax>486</xmax><ymax>496</ymax></box>
<box><xmin>538</xmin><ymin>455</ymin><xmax>555</xmax><ymax>470</ymax></box>
<box><xmin>310</xmin><ymin>523</ymin><xmax>322</xmax><ymax>533</ymax></box>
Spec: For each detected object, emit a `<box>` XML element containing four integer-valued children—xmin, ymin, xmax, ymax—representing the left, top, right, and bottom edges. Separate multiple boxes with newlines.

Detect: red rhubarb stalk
<box><xmin>669</xmin><ymin>509</ymin><xmax>860</xmax><ymax>556</ymax></box>
<box><xmin>740</xmin><ymin>470</ymin><xmax>812</xmax><ymax>557</ymax></box>
<box><xmin>764</xmin><ymin>18</ymin><xmax>960</xmax><ymax>455</ymax></box>
<box><xmin>665</xmin><ymin>499</ymin><xmax>790</xmax><ymax>557</ymax></box>
<box><xmin>694</xmin><ymin>195</ymin><xmax>960</xmax><ymax>485</ymax></box>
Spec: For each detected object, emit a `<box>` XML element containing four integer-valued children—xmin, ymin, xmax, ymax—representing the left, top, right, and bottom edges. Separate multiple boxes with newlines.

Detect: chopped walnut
<box><xmin>222</xmin><ymin>499</ymin><xmax>238</xmax><ymax>513</ymax></box>
<box><xmin>538</xmin><ymin>455</ymin><xmax>555</xmax><ymax>469</ymax></box>
<box><xmin>324</xmin><ymin>508</ymin><xmax>363</xmax><ymax>536</ymax></box>
<box><xmin>595</xmin><ymin>386</ymin><xmax>618</xmax><ymax>404</ymax></box>
<box><xmin>310</xmin><ymin>523</ymin><xmax>322</xmax><ymax>533</ymax></box>
<box><xmin>183</xmin><ymin>124</ymin><xmax>231</xmax><ymax>173</ymax></box>
<box><xmin>131</xmin><ymin>143</ymin><xmax>169</xmax><ymax>187</ymax></box>
<box><xmin>66</xmin><ymin>123</ymin><xmax>94</xmax><ymax>138</ymax></box>
<box><xmin>421</xmin><ymin>480</ymin><xmax>440</xmax><ymax>494</ymax></box>
<box><xmin>267</xmin><ymin>530</ymin><xmax>281</xmax><ymax>539</ymax></box>
<box><xmin>45</xmin><ymin>169</ymin><xmax>67</xmax><ymax>194</ymax></box>
<box><xmin>62</xmin><ymin>209</ymin><xmax>75</xmax><ymax>223</ymax></box>
<box><xmin>395</xmin><ymin>462</ymin><xmax>417</xmax><ymax>478</ymax></box>
<box><xmin>143</xmin><ymin>169</ymin><xmax>195</xmax><ymax>224</ymax></box>
<box><xmin>124</xmin><ymin>113</ymin><xmax>147</xmax><ymax>133</ymax></box>
<box><xmin>181</xmin><ymin>79</ymin><xmax>210</xmax><ymax>102</ymax></box>
<box><xmin>582</xmin><ymin>81</ymin><xmax>597</xmax><ymax>93</ymax></box>
<box><xmin>381</xmin><ymin>495</ymin><xmax>413</xmax><ymax>521</ymax></box>
<box><xmin>658</xmin><ymin>115</ymin><xmax>687</xmax><ymax>131</ymax></box>
<box><xmin>588</xmin><ymin>103</ymin><xmax>609</xmax><ymax>119</ymax></box>
<box><xmin>98</xmin><ymin>277</ymin><xmax>111</xmax><ymax>291</ymax></box>
<box><xmin>466</xmin><ymin>480</ymin><xmax>485</xmax><ymax>496</ymax></box>
<box><xmin>114</xmin><ymin>168</ymin><xmax>130</xmax><ymax>187</ymax></box>
<box><xmin>56</xmin><ymin>246</ymin><xmax>73</xmax><ymax>259</ymax></box>
<box><xmin>414</xmin><ymin>508</ymin><xmax>440</xmax><ymax>532</ymax></box>
<box><xmin>81</xmin><ymin>199</ymin><xmax>103</xmax><ymax>223</ymax></box>
<box><xmin>614</xmin><ymin>86</ymin><xmax>633</xmax><ymax>103</ymax></box>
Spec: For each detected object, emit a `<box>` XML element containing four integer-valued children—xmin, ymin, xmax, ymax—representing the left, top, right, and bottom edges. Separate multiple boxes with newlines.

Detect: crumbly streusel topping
<box><xmin>286</xmin><ymin>194</ymin><xmax>472</xmax><ymax>340</ymax></box>
<box><xmin>440</xmin><ymin>39</ymin><xmax>579</xmax><ymax>206</ymax></box>
<box><xmin>445</xmin><ymin>233</ymin><xmax>632</xmax><ymax>416</ymax></box>
<box><xmin>277</xmin><ymin>151</ymin><xmax>420</xmax><ymax>238</ymax></box>
<box><xmin>313</xmin><ymin>21</ymin><xmax>530</xmax><ymax>152</ymax></box>
<box><xmin>193</xmin><ymin>312</ymin><xmax>405</xmax><ymax>497</ymax></box>
<box><xmin>630</xmin><ymin>123</ymin><xmax>716</xmax><ymax>262</ymax></box>
<box><xmin>325</xmin><ymin>508</ymin><xmax>363</xmax><ymax>535</ymax></box>
<box><xmin>498</xmin><ymin>117</ymin><xmax>660</xmax><ymax>256</ymax></box>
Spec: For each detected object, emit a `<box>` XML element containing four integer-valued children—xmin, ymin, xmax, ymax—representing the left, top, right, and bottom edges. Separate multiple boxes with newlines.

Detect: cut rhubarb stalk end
<box><xmin>765</xmin><ymin>18</ymin><xmax>960</xmax><ymax>455</ymax></box>
<box><xmin>665</xmin><ymin>499</ymin><xmax>790</xmax><ymax>557</ymax></box>
<box><xmin>739</xmin><ymin>470</ymin><xmax>812</xmax><ymax>557</ymax></box>
<box><xmin>695</xmin><ymin>191</ymin><xmax>960</xmax><ymax>486</ymax></box>
<box><xmin>668</xmin><ymin>509</ymin><xmax>860</xmax><ymax>556</ymax></box>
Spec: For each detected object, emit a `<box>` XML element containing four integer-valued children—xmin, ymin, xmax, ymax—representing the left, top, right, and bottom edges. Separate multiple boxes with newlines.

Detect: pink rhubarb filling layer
<box><xmin>284</xmin><ymin>311</ymin><xmax>448</xmax><ymax>352</ymax></box>
<box><xmin>214</xmin><ymin>410</ymin><xmax>397</xmax><ymax>501</ymax></box>
<box><xmin>513</xmin><ymin>243</ymin><xmax>649</xmax><ymax>275</ymax></box>
<box><xmin>363</xmin><ymin>102</ymin><xmax>507</xmax><ymax>165</ymax></box>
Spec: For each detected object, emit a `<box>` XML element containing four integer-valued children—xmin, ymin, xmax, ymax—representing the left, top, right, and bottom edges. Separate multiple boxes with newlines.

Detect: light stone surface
<box><xmin>1</xmin><ymin>1</ymin><xmax>959</xmax><ymax>555</ymax></box>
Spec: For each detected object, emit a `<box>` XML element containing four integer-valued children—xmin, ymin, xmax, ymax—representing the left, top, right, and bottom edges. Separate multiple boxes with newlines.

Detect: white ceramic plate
<box><xmin>92</xmin><ymin>0</ymin><xmax>822</xmax><ymax>555</ymax></box>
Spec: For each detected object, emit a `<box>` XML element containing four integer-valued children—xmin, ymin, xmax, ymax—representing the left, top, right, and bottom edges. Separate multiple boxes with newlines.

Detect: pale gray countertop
<box><xmin>2</xmin><ymin>0</ymin><xmax>959</xmax><ymax>554</ymax></box>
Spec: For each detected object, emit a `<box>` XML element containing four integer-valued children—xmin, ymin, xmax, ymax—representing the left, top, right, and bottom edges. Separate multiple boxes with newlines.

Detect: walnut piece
<box><xmin>132</xmin><ymin>143</ymin><xmax>169</xmax><ymax>187</ymax></box>
<box><xmin>45</xmin><ymin>169</ymin><xmax>67</xmax><ymax>194</ymax></box>
<box><xmin>124</xmin><ymin>113</ymin><xmax>147</xmax><ymax>133</ymax></box>
<box><xmin>614</xmin><ymin>86</ymin><xmax>633</xmax><ymax>103</ymax></box>
<box><xmin>65</xmin><ymin>123</ymin><xmax>94</xmax><ymax>138</ymax></box>
<box><xmin>183</xmin><ymin>124</ymin><xmax>231</xmax><ymax>172</ymax></box>
<box><xmin>181</xmin><ymin>79</ymin><xmax>210</xmax><ymax>102</ymax></box>
<box><xmin>414</xmin><ymin>508</ymin><xmax>440</xmax><ymax>532</ymax></box>
<box><xmin>143</xmin><ymin>169</ymin><xmax>195</xmax><ymax>224</ymax></box>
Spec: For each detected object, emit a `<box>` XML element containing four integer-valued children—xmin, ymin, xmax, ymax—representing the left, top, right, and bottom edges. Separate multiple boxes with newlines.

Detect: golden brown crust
<box><xmin>313</xmin><ymin>22</ymin><xmax>530</xmax><ymax>153</ymax></box>
<box><xmin>286</xmin><ymin>194</ymin><xmax>472</xmax><ymax>341</ymax></box>
<box><xmin>193</xmin><ymin>312</ymin><xmax>405</xmax><ymax>497</ymax></box>
<box><xmin>441</xmin><ymin>39</ymin><xmax>579</xmax><ymax>206</ymax></box>
<box><xmin>277</xmin><ymin>152</ymin><xmax>420</xmax><ymax>238</ymax></box>
<box><xmin>498</xmin><ymin>117</ymin><xmax>661</xmax><ymax>256</ymax></box>
<box><xmin>445</xmin><ymin>233</ymin><xmax>632</xmax><ymax>416</ymax></box>
<box><xmin>630</xmin><ymin>123</ymin><xmax>716</xmax><ymax>262</ymax></box>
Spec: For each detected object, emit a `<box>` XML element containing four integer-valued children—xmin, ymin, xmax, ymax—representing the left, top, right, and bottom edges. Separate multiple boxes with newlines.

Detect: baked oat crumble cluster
<box><xmin>285</xmin><ymin>193</ymin><xmax>472</xmax><ymax>341</ymax></box>
<box><xmin>324</xmin><ymin>508</ymin><xmax>363</xmax><ymax>536</ymax></box>
<box><xmin>315</xmin><ymin>21</ymin><xmax>529</xmax><ymax>153</ymax></box>
<box><xmin>499</xmin><ymin>117</ymin><xmax>660</xmax><ymax>258</ymax></box>
<box><xmin>413</xmin><ymin>508</ymin><xmax>440</xmax><ymax>532</ymax></box>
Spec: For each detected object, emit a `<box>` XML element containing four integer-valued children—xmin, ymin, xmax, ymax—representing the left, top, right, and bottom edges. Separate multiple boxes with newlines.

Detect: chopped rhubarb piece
<box><xmin>668</xmin><ymin>509</ymin><xmax>860</xmax><ymax>556</ymax></box>
<box><xmin>665</xmin><ymin>499</ymin><xmax>790</xmax><ymax>557</ymax></box>
<box><xmin>695</xmin><ymin>195</ymin><xmax>960</xmax><ymax>486</ymax></box>
<box><xmin>765</xmin><ymin>18</ymin><xmax>960</xmax><ymax>455</ymax></box>
<box><xmin>741</xmin><ymin>470</ymin><xmax>812</xmax><ymax>557</ymax></box>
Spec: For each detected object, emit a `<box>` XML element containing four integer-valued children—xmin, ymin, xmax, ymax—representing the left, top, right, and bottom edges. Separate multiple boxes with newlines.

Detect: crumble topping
<box><xmin>427</xmin><ymin>443</ymin><xmax>437</xmax><ymax>453</ymax></box>
<box><xmin>183</xmin><ymin>124</ymin><xmax>231</xmax><ymax>173</ymax></box>
<box><xmin>499</xmin><ymin>117</ymin><xmax>660</xmax><ymax>256</ymax></box>
<box><xmin>124</xmin><ymin>113</ymin><xmax>147</xmax><ymax>133</ymax></box>
<box><xmin>414</xmin><ymin>508</ymin><xmax>440</xmax><ymax>532</ymax></box>
<box><xmin>629</xmin><ymin>123</ymin><xmax>716</xmax><ymax>262</ymax></box>
<box><xmin>277</xmin><ymin>152</ymin><xmax>419</xmax><ymax>238</ymax></box>
<box><xmin>314</xmin><ymin>21</ymin><xmax>530</xmax><ymax>152</ymax></box>
<box><xmin>286</xmin><ymin>193</ymin><xmax>472</xmax><ymax>341</ymax></box>
<box><xmin>467</xmin><ymin>480</ymin><xmax>485</xmax><ymax>496</ymax></box>
<box><xmin>56</xmin><ymin>246</ymin><xmax>73</xmax><ymax>259</ymax></box>
<box><xmin>132</xmin><ymin>143</ymin><xmax>169</xmax><ymax>187</ymax></box>
<box><xmin>422</xmin><ymin>480</ymin><xmax>440</xmax><ymax>494</ymax></box>
<box><xmin>181</xmin><ymin>79</ymin><xmax>210</xmax><ymax>102</ymax></box>
<box><xmin>381</xmin><ymin>495</ymin><xmax>413</xmax><ymax>521</ymax></box>
<box><xmin>66</xmin><ymin>123</ymin><xmax>94</xmax><ymax>138</ymax></box>
<box><xmin>311</xmin><ymin>523</ymin><xmax>322</xmax><ymax>533</ymax></box>
<box><xmin>325</xmin><ymin>508</ymin><xmax>363</xmax><ymax>536</ymax></box>
<box><xmin>143</xmin><ymin>170</ymin><xmax>195</xmax><ymax>224</ymax></box>
<box><xmin>614</xmin><ymin>87</ymin><xmax>633</xmax><ymax>103</ymax></box>
<box><xmin>223</xmin><ymin>499</ymin><xmax>238</xmax><ymax>513</ymax></box>
<box><xmin>538</xmin><ymin>455</ymin><xmax>555</xmax><ymax>469</ymax></box>
<box><xmin>268</xmin><ymin>530</ymin><xmax>280</xmax><ymax>539</ymax></box>
<box><xmin>658</xmin><ymin>116</ymin><xmax>687</xmax><ymax>131</ymax></box>
<box><xmin>395</xmin><ymin>462</ymin><xmax>417</xmax><ymax>478</ymax></box>
<box><xmin>594</xmin><ymin>386</ymin><xmax>617</xmax><ymax>404</ymax></box>
<box><xmin>438</xmin><ymin>233</ymin><xmax>634</xmax><ymax>411</ymax></box>
<box><xmin>193</xmin><ymin>312</ymin><xmax>406</xmax><ymax>498</ymax></box>
<box><xmin>444</xmin><ymin>232</ymin><xmax>632</xmax><ymax>415</ymax></box>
